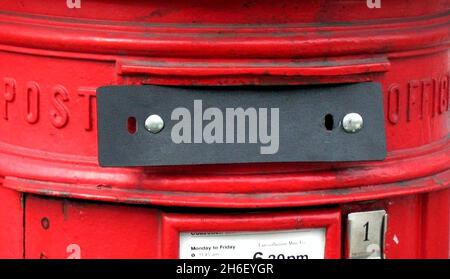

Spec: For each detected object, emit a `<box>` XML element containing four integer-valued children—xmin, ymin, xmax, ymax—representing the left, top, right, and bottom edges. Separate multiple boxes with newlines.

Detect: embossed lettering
<box><xmin>50</xmin><ymin>85</ymin><xmax>70</xmax><ymax>128</ymax></box>
<box><xmin>407</xmin><ymin>80</ymin><xmax>421</xmax><ymax>121</ymax></box>
<box><xmin>432</xmin><ymin>78</ymin><xmax>439</xmax><ymax>117</ymax></box>
<box><xmin>78</xmin><ymin>88</ymin><xmax>96</xmax><ymax>131</ymax></box>
<box><xmin>2</xmin><ymin>77</ymin><xmax>16</xmax><ymax>120</ymax></box>
<box><xmin>388</xmin><ymin>84</ymin><xmax>400</xmax><ymax>124</ymax></box>
<box><xmin>25</xmin><ymin>81</ymin><xmax>40</xmax><ymax>124</ymax></box>
<box><xmin>422</xmin><ymin>79</ymin><xmax>434</xmax><ymax>119</ymax></box>
<box><xmin>439</xmin><ymin>75</ymin><xmax>449</xmax><ymax>113</ymax></box>
<box><xmin>387</xmin><ymin>73</ymin><xmax>449</xmax><ymax>126</ymax></box>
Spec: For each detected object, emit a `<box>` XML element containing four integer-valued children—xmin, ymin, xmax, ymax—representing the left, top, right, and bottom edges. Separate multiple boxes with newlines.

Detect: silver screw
<box><xmin>342</xmin><ymin>113</ymin><xmax>363</xmax><ymax>133</ymax></box>
<box><xmin>145</xmin><ymin>114</ymin><xmax>164</xmax><ymax>133</ymax></box>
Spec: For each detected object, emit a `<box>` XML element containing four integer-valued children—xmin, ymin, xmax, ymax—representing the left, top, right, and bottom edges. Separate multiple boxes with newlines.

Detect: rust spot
<box><xmin>124</xmin><ymin>197</ymin><xmax>151</xmax><ymax>204</ymax></box>
<box><xmin>135</xmin><ymin>8</ymin><xmax>175</xmax><ymax>21</ymax></box>
<box><xmin>96</xmin><ymin>184</ymin><xmax>112</xmax><ymax>190</ymax></box>
<box><xmin>433</xmin><ymin>176</ymin><xmax>446</xmax><ymax>186</ymax></box>
<box><xmin>39</xmin><ymin>252</ymin><xmax>48</xmax><ymax>259</ymax></box>
<box><xmin>41</xmin><ymin>217</ymin><xmax>50</xmax><ymax>230</ymax></box>
<box><xmin>328</xmin><ymin>187</ymin><xmax>354</xmax><ymax>195</ymax></box>
<box><xmin>37</xmin><ymin>189</ymin><xmax>53</xmax><ymax>196</ymax></box>
<box><xmin>58</xmin><ymin>191</ymin><xmax>72</xmax><ymax>198</ymax></box>
<box><xmin>395</xmin><ymin>180</ymin><xmax>413</xmax><ymax>187</ymax></box>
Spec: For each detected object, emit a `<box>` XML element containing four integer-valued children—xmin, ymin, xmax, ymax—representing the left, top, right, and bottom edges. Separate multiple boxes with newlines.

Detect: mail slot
<box><xmin>0</xmin><ymin>0</ymin><xmax>449</xmax><ymax>259</ymax></box>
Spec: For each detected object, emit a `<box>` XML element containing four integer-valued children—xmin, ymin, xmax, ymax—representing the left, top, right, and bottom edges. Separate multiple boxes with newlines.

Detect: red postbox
<box><xmin>0</xmin><ymin>0</ymin><xmax>449</xmax><ymax>259</ymax></box>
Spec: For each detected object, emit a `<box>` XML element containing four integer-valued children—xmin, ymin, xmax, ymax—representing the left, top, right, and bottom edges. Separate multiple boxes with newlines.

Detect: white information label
<box><xmin>179</xmin><ymin>228</ymin><xmax>326</xmax><ymax>259</ymax></box>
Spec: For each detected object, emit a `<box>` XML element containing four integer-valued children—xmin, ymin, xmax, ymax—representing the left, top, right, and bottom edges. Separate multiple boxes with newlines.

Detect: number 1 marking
<box><xmin>363</xmin><ymin>222</ymin><xmax>370</xmax><ymax>241</ymax></box>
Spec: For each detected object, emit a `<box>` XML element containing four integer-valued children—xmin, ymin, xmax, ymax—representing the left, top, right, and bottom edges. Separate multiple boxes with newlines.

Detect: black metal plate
<box><xmin>97</xmin><ymin>83</ymin><xmax>386</xmax><ymax>167</ymax></box>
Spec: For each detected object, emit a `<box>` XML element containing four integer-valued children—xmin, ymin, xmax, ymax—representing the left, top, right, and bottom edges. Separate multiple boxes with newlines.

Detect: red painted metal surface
<box><xmin>16</xmin><ymin>191</ymin><xmax>450</xmax><ymax>259</ymax></box>
<box><xmin>0</xmin><ymin>0</ymin><xmax>448</xmax><ymax>258</ymax></box>
<box><xmin>0</xmin><ymin>186</ymin><xmax>23</xmax><ymax>259</ymax></box>
<box><xmin>24</xmin><ymin>195</ymin><xmax>160</xmax><ymax>259</ymax></box>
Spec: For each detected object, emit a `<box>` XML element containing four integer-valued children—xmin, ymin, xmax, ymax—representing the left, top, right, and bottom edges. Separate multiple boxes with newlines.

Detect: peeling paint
<box><xmin>393</xmin><ymin>234</ymin><xmax>399</xmax><ymax>245</ymax></box>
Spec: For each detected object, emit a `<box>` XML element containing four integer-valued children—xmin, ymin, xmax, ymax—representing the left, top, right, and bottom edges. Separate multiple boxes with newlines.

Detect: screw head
<box><xmin>145</xmin><ymin>114</ymin><xmax>164</xmax><ymax>133</ymax></box>
<box><xmin>342</xmin><ymin>113</ymin><xmax>364</xmax><ymax>133</ymax></box>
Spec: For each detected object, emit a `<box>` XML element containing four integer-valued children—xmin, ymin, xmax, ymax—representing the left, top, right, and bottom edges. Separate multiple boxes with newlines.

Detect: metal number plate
<box><xmin>97</xmin><ymin>83</ymin><xmax>386</xmax><ymax>167</ymax></box>
<box><xmin>347</xmin><ymin>210</ymin><xmax>388</xmax><ymax>259</ymax></box>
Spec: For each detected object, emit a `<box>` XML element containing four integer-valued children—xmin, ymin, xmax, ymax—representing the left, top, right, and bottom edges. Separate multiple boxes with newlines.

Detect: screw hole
<box><xmin>41</xmin><ymin>217</ymin><xmax>50</xmax><ymax>230</ymax></box>
<box><xmin>324</xmin><ymin>114</ymin><xmax>334</xmax><ymax>131</ymax></box>
<box><xmin>127</xmin><ymin>117</ymin><xmax>137</xmax><ymax>134</ymax></box>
